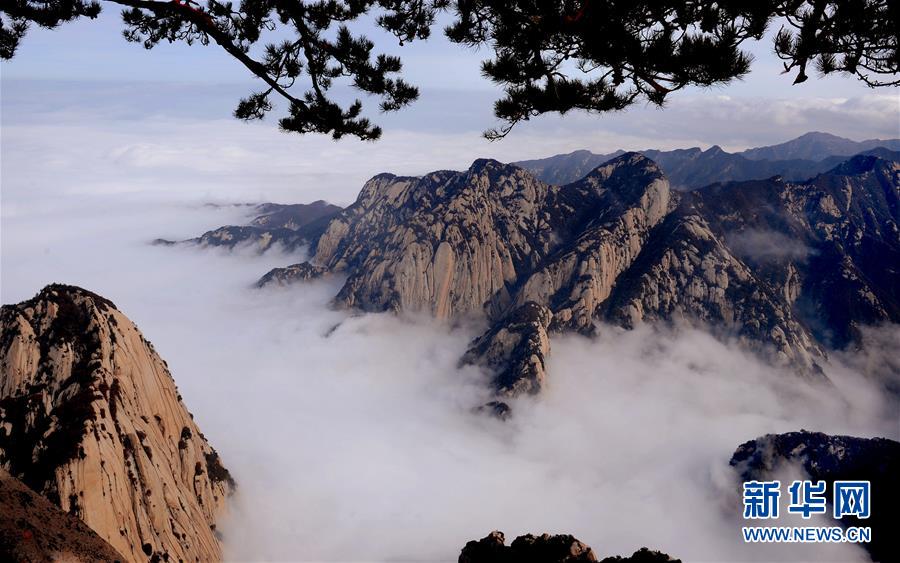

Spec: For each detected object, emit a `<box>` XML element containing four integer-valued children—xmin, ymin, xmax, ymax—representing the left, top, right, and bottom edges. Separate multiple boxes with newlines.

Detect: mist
<box><xmin>2</xmin><ymin>187</ymin><xmax>897</xmax><ymax>562</ymax></box>
<box><xmin>728</xmin><ymin>229</ymin><xmax>815</xmax><ymax>262</ymax></box>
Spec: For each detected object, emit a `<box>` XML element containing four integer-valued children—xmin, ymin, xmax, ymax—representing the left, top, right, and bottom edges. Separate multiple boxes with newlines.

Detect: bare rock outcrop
<box><xmin>604</xmin><ymin>214</ymin><xmax>824</xmax><ymax>373</ymax></box>
<box><xmin>458</xmin><ymin>531</ymin><xmax>681</xmax><ymax>563</ymax></box>
<box><xmin>155</xmin><ymin>200</ymin><xmax>341</xmax><ymax>252</ymax></box>
<box><xmin>256</xmin><ymin>261</ymin><xmax>329</xmax><ymax>288</ymax></box>
<box><xmin>305</xmin><ymin>154</ymin><xmax>678</xmax><ymax>394</ymax></box>
<box><xmin>0</xmin><ymin>284</ymin><xmax>234</xmax><ymax>562</ymax></box>
<box><xmin>685</xmin><ymin>155</ymin><xmax>900</xmax><ymax>348</ymax></box>
<box><xmin>461</xmin><ymin>302</ymin><xmax>552</xmax><ymax>396</ymax></box>
<box><xmin>171</xmin><ymin>152</ymin><xmax>900</xmax><ymax>401</ymax></box>
<box><xmin>508</xmin><ymin>154</ymin><xmax>671</xmax><ymax>333</ymax></box>
<box><xmin>312</xmin><ymin>162</ymin><xmax>565</xmax><ymax>319</ymax></box>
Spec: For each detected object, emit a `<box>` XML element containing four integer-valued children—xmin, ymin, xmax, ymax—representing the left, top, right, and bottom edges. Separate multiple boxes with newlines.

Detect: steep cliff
<box><xmin>208</xmin><ymin>152</ymin><xmax>900</xmax><ymax>401</ymax></box>
<box><xmin>685</xmin><ymin>155</ymin><xmax>900</xmax><ymax>348</ymax></box>
<box><xmin>312</xmin><ymin>163</ymin><xmax>565</xmax><ymax>319</ymax></box>
<box><xmin>0</xmin><ymin>284</ymin><xmax>234</xmax><ymax>562</ymax></box>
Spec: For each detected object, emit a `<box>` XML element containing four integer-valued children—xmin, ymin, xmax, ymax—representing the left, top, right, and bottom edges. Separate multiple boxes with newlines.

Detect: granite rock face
<box><xmin>181</xmin><ymin>151</ymin><xmax>899</xmax><ymax>401</ymax></box>
<box><xmin>730</xmin><ymin>431</ymin><xmax>900</xmax><ymax>563</ymax></box>
<box><xmin>461</xmin><ymin>302</ymin><xmax>553</xmax><ymax>396</ymax></box>
<box><xmin>0</xmin><ymin>284</ymin><xmax>234</xmax><ymax>562</ymax></box>
<box><xmin>312</xmin><ymin>163</ymin><xmax>568</xmax><ymax>319</ymax></box>
<box><xmin>680</xmin><ymin>155</ymin><xmax>900</xmax><ymax>349</ymax></box>
<box><xmin>309</xmin><ymin>154</ymin><xmax>673</xmax><ymax>326</ymax></box>
<box><xmin>602</xmin><ymin>212</ymin><xmax>824</xmax><ymax>373</ymax></box>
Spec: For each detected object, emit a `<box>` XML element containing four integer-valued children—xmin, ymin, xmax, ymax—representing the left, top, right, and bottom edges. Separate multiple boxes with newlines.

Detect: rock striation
<box><xmin>461</xmin><ymin>302</ymin><xmax>553</xmax><ymax>396</ymax></box>
<box><xmin>458</xmin><ymin>531</ymin><xmax>680</xmax><ymax>563</ymax></box>
<box><xmin>0</xmin><ymin>284</ymin><xmax>234</xmax><ymax>562</ymax></box>
<box><xmin>178</xmin><ymin>150</ymin><xmax>899</xmax><ymax>402</ymax></box>
<box><xmin>730</xmin><ymin>431</ymin><xmax>899</xmax><ymax>563</ymax></box>
<box><xmin>681</xmin><ymin>155</ymin><xmax>900</xmax><ymax>349</ymax></box>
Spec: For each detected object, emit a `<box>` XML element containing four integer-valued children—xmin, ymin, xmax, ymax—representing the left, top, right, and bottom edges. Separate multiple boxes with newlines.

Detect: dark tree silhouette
<box><xmin>2</xmin><ymin>1</ymin><xmax>897</xmax><ymax>140</ymax></box>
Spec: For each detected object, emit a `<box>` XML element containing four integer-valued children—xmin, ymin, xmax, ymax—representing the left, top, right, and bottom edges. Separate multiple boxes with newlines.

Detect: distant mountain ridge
<box><xmin>739</xmin><ymin>131</ymin><xmax>900</xmax><ymax>161</ymax></box>
<box><xmin>515</xmin><ymin>132</ymin><xmax>900</xmax><ymax>188</ymax></box>
<box><xmin>154</xmin><ymin>199</ymin><xmax>342</xmax><ymax>252</ymax></box>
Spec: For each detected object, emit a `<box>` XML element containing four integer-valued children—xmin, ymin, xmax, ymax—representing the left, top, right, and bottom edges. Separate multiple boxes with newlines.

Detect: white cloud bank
<box><xmin>3</xmin><ymin>79</ymin><xmax>898</xmax><ymax>208</ymax></box>
<box><xmin>2</xmin><ymin>185</ymin><xmax>897</xmax><ymax>562</ymax></box>
<box><xmin>2</xmin><ymin>82</ymin><xmax>898</xmax><ymax>561</ymax></box>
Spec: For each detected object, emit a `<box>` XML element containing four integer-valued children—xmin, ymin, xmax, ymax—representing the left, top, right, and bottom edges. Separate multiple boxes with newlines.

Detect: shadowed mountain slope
<box><xmin>0</xmin><ymin>468</ymin><xmax>126</xmax><ymax>563</ymax></box>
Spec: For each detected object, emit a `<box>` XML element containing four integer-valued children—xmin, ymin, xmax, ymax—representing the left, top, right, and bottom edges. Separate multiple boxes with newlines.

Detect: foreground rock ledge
<box><xmin>0</xmin><ymin>284</ymin><xmax>235</xmax><ymax>562</ymax></box>
<box><xmin>459</xmin><ymin>531</ymin><xmax>681</xmax><ymax>563</ymax></box>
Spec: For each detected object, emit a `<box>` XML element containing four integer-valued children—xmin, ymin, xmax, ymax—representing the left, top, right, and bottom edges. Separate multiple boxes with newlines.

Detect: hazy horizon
<box><xmin>3</xmin><ymin>9</ymin><xmax>899</xmax><ymax>208</ymax></box>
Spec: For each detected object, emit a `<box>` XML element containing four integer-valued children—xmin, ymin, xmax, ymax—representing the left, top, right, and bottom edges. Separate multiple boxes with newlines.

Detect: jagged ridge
<box><xmin>247</xmin><ymin>153</ymin><xmax>897</xmax><ymax>402</ymax></box>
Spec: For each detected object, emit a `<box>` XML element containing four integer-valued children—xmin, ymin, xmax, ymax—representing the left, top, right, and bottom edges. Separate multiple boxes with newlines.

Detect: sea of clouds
<box><xmin>3</xmin><ymin>78</ymin><xmax>899</xmax><ymax>560</ymax></box>
<box><xmin>2</xmin><ymin>181</ymin><xmax>897</xmax><ymax>561</ymax></box>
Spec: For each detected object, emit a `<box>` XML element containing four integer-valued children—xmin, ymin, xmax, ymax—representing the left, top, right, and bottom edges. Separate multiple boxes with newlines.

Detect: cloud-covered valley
<box><xmin>3</xmin><ymin>14</ymin><xmax>900</xmax><ymax>560</ymax></box>
<box><xmin>2</xmin><ymin>184</ymin><xmax>897</xmax><ymax>561</ymax></box>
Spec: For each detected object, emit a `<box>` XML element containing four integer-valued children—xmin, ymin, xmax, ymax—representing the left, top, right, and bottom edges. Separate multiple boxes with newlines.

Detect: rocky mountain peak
<box><xmin>582</xmin><ymin>151</ymin><xmax>646</xmax><ymax>176</ymax></box>
<box><xmin>243</xmin><ymin>151</ymin><xmax>900</xmax><ymax>404</ymax></box>
<box><xmin>581</xmin><ymin>153</ymin><xmax>670</xmax><ymax>219</ymax></box>
<box><xmin>355</xmin><ymin>172</ymin><xmax>408</xmax><ymax>208</ymax></box>
<box><xmin>0</xmin><ymin>284</ymin><xmax>234</xmax><ymax>562</ymax></box>
<box><xmin>467</xmin><ymin>157</ymin><xmax>506</xmax><ymax>172</ymax></box>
